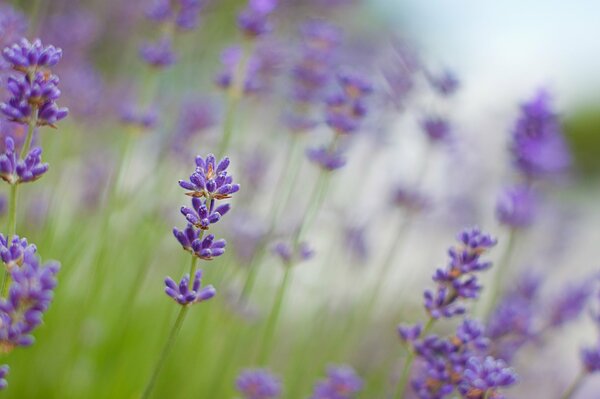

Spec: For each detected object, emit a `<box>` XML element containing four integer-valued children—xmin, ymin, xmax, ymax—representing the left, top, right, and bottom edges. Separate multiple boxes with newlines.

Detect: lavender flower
<box><xmin>324</xmin><ymin>72</ymin><xmax>372</xmax><ymax>135</ymax></box>
<box><xmin>457</xmin><ymin>356</ymin><xmax>517</xmax><ymax>399</ymax></box>
<box><xmin>421</xmin><ymin>116</ymin><xmax>451</xmax><ymax>143</ymax></box>
<box><xmin>0</xmin><ymin>234</ymin><xmax>36</xmax><ymax>271</ymax></box>
<box><xmin>486</xmin><ymin>272</ymin><xmax>541</xmax><ymax>362</ymax></box>
<box><xmin>139</xmin><ymin>37</ymin><xmax>176</xmax><ymax>68</ymax></box>
<box><xmin>0</xmin><ymin>253</ymin><xmax>59</xmax><ymax>352</ymax></box>
<box><xmin>495</xmin><ymin>185</ymin><xmax>537</xmax><ymax>229</ymax></box>
<box><xmin>391</xmin><ymin>185</ymin><xmax>430</xmax><ymax>213</ymax></box>
<box><xmin>0</xmin><ymin>365</ymin><xmax>7</xmax><ymax>390</ymax></box>
<box><xmin>237</xmin><ymin>0</ymin><xmax>278</xmax><ymax>38</ymax></box>
<box><xmin>190</xmin><ymin>234</ymin><xmax>227</xmax><ymax>260</ymax></box>
<box><xmin>179</xmin><ymin>154</ymin><xmax>240</xmax><ymax>199</ymax></box>
<box><xmin>310</xmin><ymin>365</ymin><xmax>363</xmax><ymax>399</ymax></box>
<box><xmin>119</xmin><ymin>102</ymin><xmax>158</xmax><ymax>130</ymax></box>
<box><xmin>547</xmin><ymin>280</ymin><xmax>592</xmax><ymax>327</ymax></box>
<box><xmin>236</xmin><ymin>368</ymin><xmax>282</xmax><ymax>399</ymax></box>
<box><xmin>2</xmin><ymin>38</ymin><xmax>62</xmax><ymax>73</ymax></box>
<box><xmin>146</xmin><ymin>0</ymin><xmax>203</xmax><ymax>30</ymax></box>
<box><xmin>398</xmin><ymin>323</ymin><xmax>422</xmax><ymax>343</ymax></box>
<box><xmin>180</xmin><ymin>198</ymin><xmax>231</xmax><ymax>230</ymax></box>
<box><xmin>215</xmin><ymin>46</ymin><xmax>261</xmax><ymax>95</ymax></box>
<box><xmin>424</xmin><ymin>228</ymin><xmax>497</xmax><ymax>319</ymax></box>
<box><xmin>1</xmin><ymin>72</ymin><xmax>68</xmax><ymax>127</ymax></box>
<box><xmin>511</xmin><ymin>90</ymin><xmax>570</xmax><ymax>178</ymax></box>
<box><xmin>272</xmin><ymin>241</ymin><xmax>314</xmax><ymax>264</ymax></box>
<box><xmin>581</xmin><ymin>347</ymin><xmax>600</xmax><ymax>373</ymax></box>
<box><xmin>426</xmin><ymin>69</ymin><xmax>459</xmax><ymax>97</ymax></box>
<box><xmin>306</xmin><ymin>146</ymin><xmax>346</xmax><ymax>171</ymax></box>
<box><xmin>0</xmin><ymin>137</ymin><xmax>48</xmax><ymax>184</ymax></box>
<box><xmin>173</xmin><ymin>224</ymin><xmax>201</xmax><ymax>252</ymax></box>
<box><xmin>410</xmin><ymin>320</ymin><xmax>494</xmax><ymax>399</ymax></box>
<box><xmin>164</xmin><ymin>270</ymin><xmax>216</xmax><ymax>306</ymax></box>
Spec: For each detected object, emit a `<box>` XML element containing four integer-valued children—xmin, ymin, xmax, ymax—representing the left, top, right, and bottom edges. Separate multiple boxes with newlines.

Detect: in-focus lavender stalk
<box><xmin>141</xmin><ymin>154</ymin><xmax>238</xmax><ymax>399</ymax></box>
<box><xmin>394</xmin><ymin>228</ymin><xmax>499</xmax><ymax>399</ymax></box>
<box><xmin>0</xmin><ymin>37</ymin><xmax>66</xmax><ymax>390</ymax></box>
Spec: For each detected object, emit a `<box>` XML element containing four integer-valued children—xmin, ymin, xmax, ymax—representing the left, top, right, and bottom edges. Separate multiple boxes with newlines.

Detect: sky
<box><xmin>370</xmin><ymin>0</ymin><xmax>600</xmax><ymax>109</ymax></box>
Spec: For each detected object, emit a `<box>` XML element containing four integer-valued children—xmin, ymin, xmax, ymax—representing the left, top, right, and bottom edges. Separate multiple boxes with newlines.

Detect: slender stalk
<box><xmin>1</xmin><ymin>116</ymin><xmax>37</xmax><ymax>297</ymax></box>
<box><xmin>482</xmin><ymin>228</ymin><xmax>517</xmax><ymax>318</ymax></box>
<box><xmin>365</xmin><ymin>215</ymin><xmax>411</xmax><ymax>314</ymax></box>
<box><xmin>141</xmin><ymin>305</ymin><xmax>189</xmax><ymax>399</ymax></box>
<box><xmin>20</xmin><ymin>114</ymin><xmax>37</xmax><ymax>159</ymax></box>
<box><xmin>257</xmin><ymin>266</ymin><xmax>292</xmax><ymax>364</ymax></box>
<box><xmin>483</xmin><ymin>390</ymin><xmax>491</xmax><ymax>399</ymax></box>
<box><xmin>560</xmin><ymin>372</ymin><xmax>585</xmax><ymax>399</ymax></box>
<box><xmin>394</xmin><ymin>317</ymin><xmax>435</xmax><ymax>399</ymax></box>
<box><xmin>189</xmin><ymin>254</ymin><xmax>199</xmax><ymax>277</ymax></box>
<box><xmin>217</xmin><ymin>40</ymin><xmax>253</xmax><ymax>158</ymax></box>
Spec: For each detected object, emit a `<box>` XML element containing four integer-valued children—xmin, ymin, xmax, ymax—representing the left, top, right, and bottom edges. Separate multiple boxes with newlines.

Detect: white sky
<box><xmin>370</xmin><ymin>0</ymin><xmax>600</xmax><ymax>109</ymax></box>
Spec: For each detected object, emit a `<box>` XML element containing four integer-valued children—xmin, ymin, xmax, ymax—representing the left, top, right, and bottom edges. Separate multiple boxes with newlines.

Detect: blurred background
<box><xmin>0</xmin><ymin>0</ymin><xmax>599</xmax><ymax>398</ymax></box>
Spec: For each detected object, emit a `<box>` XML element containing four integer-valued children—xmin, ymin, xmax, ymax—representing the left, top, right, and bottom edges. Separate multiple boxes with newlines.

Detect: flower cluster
<box><xmin>237</xmin><ymin>0</ymin><xmax>278</xmax><ymax>39</ymax></box>
<box><xmin>0</xmin><ymin>37</ymin><xmax>65</xmax><ymax>391</ymax></box>
<box><xmin>309</xmin><ymin>365</ymin><xmax>363</xmax><ymax>399</ymax></box>
<box><xmin>486</xmin><ymin>273</ymin><xmax>541</xmax><ymax>362</ymax></box>
<box><xmin>325</xmin><ymin>72</ymin><xmax>372</xmax><ymax>136</ymax></box>
<box><xmin>236</xmin><ymin>368</ymin><xmax>282</xmax><ymax>399</ymax></box>
<box><xmin>1</xmin><ymin>39</ymin><xmax>68</xmax><ymax>127</ymax></box>
<box><xmin>164</xmin><ymin>270</ymin><xmax>216</xmax><ymax>306</ymax></box>
<box><xmin>167</xmin><ymin>154</ymin><xmax>239</xmax><ymax>304</ymax></box>
<box><xmin>139</xmin><ymin>38</ymin><xmax>176</xmax><ymax>69</ymax></box>
<box><xmin>272</xmin><ymin>241</ymin><xmax>314</xmax><ymax>265</ymax></box>
<box><xmin>495</xmin><ymin>185</ymin><xmax>537</xmax><ymax>229</ymax></box>
<box><xmin>118</xmin><ymin>102</ymin><xmax>158</xmax><ymax>131</ymax></box>
<box><xmin>420</xmin><ymin>115</ymin><xmax>451</xmax><ymax>143</ymax></box>
<box><xmin>146</xmin><ymin>0</ymin><xmax>203</xmax><ymax>31</ymax></box>
<box><xmin>284</xmin><ymin>19</ymin><xmax>342</xmax><ymax>133</ymax></box>
<box><xmin>0</xmin><ymin>234</ymin><xmax>36</xmax><ymax>272</ymax></box>
<box><xmin>424</xmin><ymin>228</ymin><xmax>497</xmax><ymax>319</ymax></box>
<box><xmin>511</xmin><ymin>90</ymin><xmax>570</xmax><ymax>179</ymax></box>
<box><xmin>408</xmin><ymin>320</ymin><xmax>516</xmax><ymax>399</ymax></box>
<box><xmin>0</xmin><ymin>251</ymin><xmax>59</xmax><ymax>352</ymax></box>
<box><xmin>0</xmin><ymin>137</ymin><xmax>48</xmax><ymax>184</ymax></box>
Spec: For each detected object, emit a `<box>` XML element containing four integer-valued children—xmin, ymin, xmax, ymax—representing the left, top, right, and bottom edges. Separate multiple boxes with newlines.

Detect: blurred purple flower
<box><xmin>310</xmin><ymin>365</ymin><xmax>362</xmax><ymax>399</ymax></box>
<box><xmin>511</xmin><ymin>90</ymin><xmax>571</xmax><ymax>179</ymax></box>
<box><xmin>306</xmin><ymin>146</ymin><xmax>346</xmax><ymax>171</ymax></box>
<box><xmin>236</xmin><ymin>368</ymin><xmax>281</xmax><ymax>399</ymax></box>
<box><xmin>495</xmin><ymin>185</ymin><xmax>537</xmax><ymax>229</ymax></box>
<box><xmin>139</xmin><ymin>37</ymin><xmax>176</xmax><ymax>68</ymax></box>
<box><xmin>420</xmin><ymin>115</ymin><xmax>451</xmax><ymax>143</ymax></box>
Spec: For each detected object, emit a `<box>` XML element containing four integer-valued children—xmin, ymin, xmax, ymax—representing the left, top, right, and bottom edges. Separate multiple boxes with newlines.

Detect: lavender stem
<box><xmin>257</xmin><ymin>266</ymin><xmax>292</xmax><ymax>364</ymax></box>
<box><xmin>394</xmin><ymin>317</ymin><xmax>435</xmax><ymax>399</ymax></box>
<box><xmin>141</xmin><ymin>305</ymin><xmax>189</xmax><ymax>399</ymax></box>
<box><xmin>217</xmin><ymin>40</ymin><xmax>253</xmax><ymax>157</ymax></box>
<box><xmin>560</xmin><ymin>373</ymin><xmax>585</xmax><ymax>399</ymax></box>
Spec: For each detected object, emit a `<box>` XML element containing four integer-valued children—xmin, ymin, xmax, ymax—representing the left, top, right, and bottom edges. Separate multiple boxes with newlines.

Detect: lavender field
<box><xmin>0</xmin><ymin>0</ymin><xmax>599</xmax><ymax>398</ymax></box>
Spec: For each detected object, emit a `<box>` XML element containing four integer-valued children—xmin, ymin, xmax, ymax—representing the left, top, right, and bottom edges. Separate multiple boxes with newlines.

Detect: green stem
<box><xmin>365</xmin><ymin>215</ymin><xmax>411</xmax><ymax>313</ymax></box>
<box><xmin>257</xmin><ymin>266</ymin><xmax>292</xmax><ymax>364</ymax></box>
<box><xmin>294</xmin><ymin>171</ymin><xmax>328</xmax><ymax>245</ymax></box>
<box><xmin>1</xmin><ymin>117</ymin><xmax>36</xmax><ymax>297</ymax></box>
<box><xmin>141</xmin><ymin>306</ymin><xmax>190</xmax><ymax>399</ymax></box>
<box><xmin>483</xmin><ymin>228</ymin><xmax>517</xmax><ymax>318</ymax></box>
<box><xmin>189</xmin><ymin>254</ymin><xmax>199</xmax><ymax>277</ymax></box>
<box><xmin>394</xmin><ymin>318</ymin><xmax>435</xmax><ymax>399</ymax></box>
<box><xmin>217</xmin><ymin>41</ymin><xmax>253</xmax><ymax>158</ymax></box>
<box><xmin>560</xmin><ymin>372</ymin><xmax>586</xmax><ymax>399</ymax></box>
<box><xmin>20</xmin><ymin>114</ymin><xmax>37</xmax><ymax>159</ymax></box>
